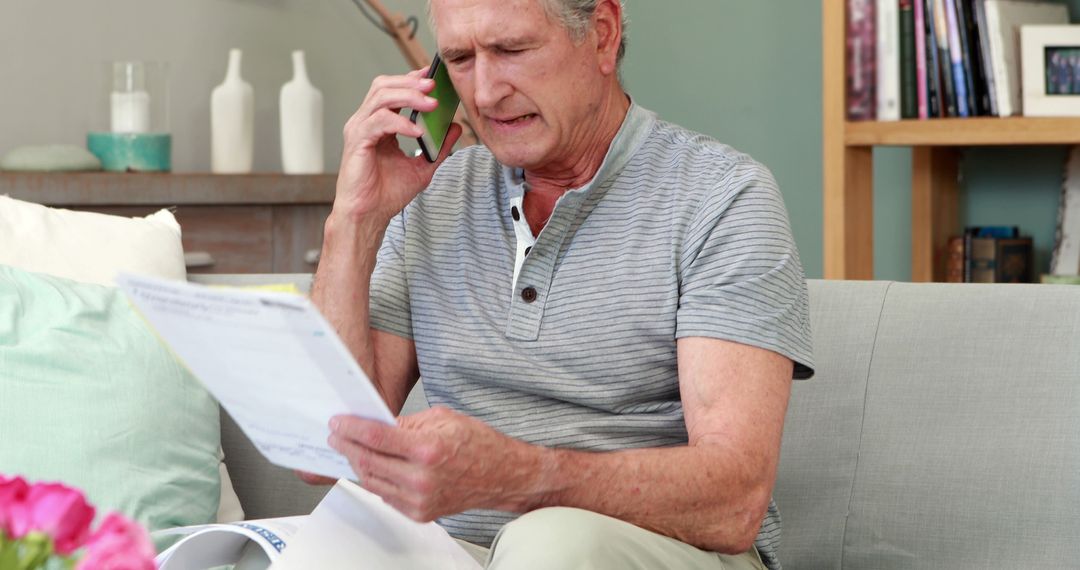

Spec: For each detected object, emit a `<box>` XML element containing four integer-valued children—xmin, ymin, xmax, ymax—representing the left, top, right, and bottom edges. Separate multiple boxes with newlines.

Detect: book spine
<box><xmin>913</xmin><ymin>0</ymin><xmax>929</xmax><ymax>118</ymax></box>
<box><xmin>946</xmin><ymin>235</ymin><xmax>965</xmax><ymax>282</ymax></box>
<box><xmin>899</xmin><ymin>0</ymin><xmax>919</xmax><ymax>118</ymax></box>
<box><xmin>973</xmin><ymin>0</ymin><xmax>998</xmax><ymax>115</ymax></box>
<box><xmin>879</xmin><ymin>0</ymin><xmax>902</xmax><ymax>120</ymax></box>
<box><xmin>954</xmin><ymin>0</ymin><xmax>981</xmax><ymax>115</ymax></box>
<box><xmin>847</xmin><ymin>0</ymin><xmax>877</xmax><ymax>120</ymax></box>
<box><xmin>933</xmin><ymin>0</ymin><xmax>958</xmax><ymax>116</ymax></box>
<box><xmin>943</xmin><ymin>0</ymin><xmax>970</xmax><ymax>117</ymax></box>
<box><xmin>995</xmin><ymin>238</ymin><xmax>1034</xmax><ymax>283</ymax></box>
<box><xmin>925</xmin><ymin>0</ymin><xmax>943</xmax><ymax>117</ymax></box>
<box><xmin>969</xmin><ymin>236</ymin><xmax>997</xmax><ymax>283</ymax></box>
<box><xmin>983</xmin><ymin>0</ymin><xmax>1012</xmax><ymax>116</ymax></box>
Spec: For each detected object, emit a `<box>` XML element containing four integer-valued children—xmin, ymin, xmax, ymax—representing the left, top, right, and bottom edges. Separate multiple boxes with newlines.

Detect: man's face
<box><xmin>431</xmin><ymin>0</ymin><xmax>609</xmax><ymax>170</ymax></box>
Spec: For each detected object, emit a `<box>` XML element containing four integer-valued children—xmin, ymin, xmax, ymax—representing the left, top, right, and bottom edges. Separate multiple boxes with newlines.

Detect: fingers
<box><xmin>328</xmin><ymin>431</ymin><xmax>419</xmax><ymax>484</ymax></box>
<box><xmin>367</xmin><ymin>88</ymin><xmax>438</xmax><ymax>117</ymax></box>
<box><xmin>294</xmin><ymin>470</ymin><xmax>336</xmax><ymax>486</ymax></box>
<box><xmin>330</xmin><ymin>415</ymin><xmax>421</xmax><ymax>459</ymax></box>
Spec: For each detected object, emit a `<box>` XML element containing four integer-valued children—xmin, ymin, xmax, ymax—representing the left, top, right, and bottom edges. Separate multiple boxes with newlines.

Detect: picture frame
<box><xmin>1021</xmin><ymin>25</ymin><xmax>1080</xmax><ymax>117</ymax></box>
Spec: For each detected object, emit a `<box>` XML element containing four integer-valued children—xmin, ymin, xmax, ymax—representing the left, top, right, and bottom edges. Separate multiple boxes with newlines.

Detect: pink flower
<box><xmin>9</xmin><ymin>482</ymin><xmax>96</xmax><ymax>555</ymax></box>
<box><xmin>0</xmin><ymin>474</ymin><xmax>30</xmax><ymax>536</ymax></box>
<box><xmin>75</xmin><ymin>512</ymin><xmax>156</xmax><ymax>570</ymax></box>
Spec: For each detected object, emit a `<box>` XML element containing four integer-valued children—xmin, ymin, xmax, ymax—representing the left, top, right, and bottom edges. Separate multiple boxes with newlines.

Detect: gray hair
<box><xmin>537</xmin><ymin>0</ymin><xmax>628</xmax><ymax>65</ymax></box>
<box><xmin>428</xmin><ymin>0</ymin><xmax>628</xmax><ymax>65</ymax></box>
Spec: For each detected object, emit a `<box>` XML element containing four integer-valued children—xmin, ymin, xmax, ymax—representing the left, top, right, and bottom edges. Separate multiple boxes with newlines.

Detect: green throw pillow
<box><xmin>0</xmin><ymin>265</ymin><xmax>220</xmax><ymax>545</ymax></box>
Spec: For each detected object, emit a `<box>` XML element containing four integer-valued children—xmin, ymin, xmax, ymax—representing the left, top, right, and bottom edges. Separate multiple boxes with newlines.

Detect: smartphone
<box><xmin>410</xmin><ymin>55</ymin><xmax>461</xmax><ymax>163</ymax></box>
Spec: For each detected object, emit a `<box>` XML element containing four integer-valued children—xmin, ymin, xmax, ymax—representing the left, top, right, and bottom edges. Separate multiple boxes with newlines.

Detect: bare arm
<box><xmin>329</xmin><ymin>337</ymin><xmax>793</xmax><ymax>554</ymax></box>
<box><xmin>536</xmin><ymin>337</ymin><xmax>793</xmax><ymax>553</ymax></box>
<box><xmin>310</xmin><ymin>67</ymin><xmax>462</xmax><ymax>414</ymax></box>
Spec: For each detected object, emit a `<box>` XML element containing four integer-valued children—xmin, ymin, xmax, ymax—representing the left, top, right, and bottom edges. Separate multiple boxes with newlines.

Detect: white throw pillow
<box><xmin>0</xmin><ymin>194</ymin><xmax>244</xmax><ymax>523</ymax></box>
<box><xmin>0</xmin><ymin>195</ymin><xmax>186</xmax><ymax>286</ymax></box>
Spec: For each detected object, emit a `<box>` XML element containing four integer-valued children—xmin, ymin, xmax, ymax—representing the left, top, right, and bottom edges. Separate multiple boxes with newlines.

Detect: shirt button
<box><xmin>524</xmin><ymin>246</ymin><xmax>532</xmax><ymax>256</ymax></box>
<box><xmin>521</xmin><ymin>287</ymin><xmax>538</xmax><ymax>303</ymax></box>
<box><xmin>511</xmin><ymin>206</ymin><xmax>521</xmax><ymax>221</ymax></box>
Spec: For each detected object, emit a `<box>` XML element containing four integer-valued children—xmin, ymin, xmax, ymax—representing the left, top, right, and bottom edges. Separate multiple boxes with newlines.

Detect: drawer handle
<box><xmin>185</xmin><ymin>251</ymin><xmax>216</xmax><ymax>268</ymax></box>
<box><xmin>304</xmin><ymin>248</ymin><xmax>321</xmax><ymax>265</ymax></box>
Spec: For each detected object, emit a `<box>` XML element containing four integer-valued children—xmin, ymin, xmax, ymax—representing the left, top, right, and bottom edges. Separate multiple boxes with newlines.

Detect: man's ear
<box><xmin>592</xmin><ymin>0</ymin><xmax>623</xmax><ymax>75</ymax></box>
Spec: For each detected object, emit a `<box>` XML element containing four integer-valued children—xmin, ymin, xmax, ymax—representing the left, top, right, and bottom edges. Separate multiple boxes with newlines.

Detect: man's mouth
<box><xmin>491</xmin><ymin>113</ymin><xmax>537</xmax><ymax>126</ymax></box>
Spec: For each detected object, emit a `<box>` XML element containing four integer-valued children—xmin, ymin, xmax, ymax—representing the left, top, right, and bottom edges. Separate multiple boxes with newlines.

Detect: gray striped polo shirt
<box><xmin>369</xmin><ymin>103</ymin><xmax>814</xmax><ymax>570</ymax></box>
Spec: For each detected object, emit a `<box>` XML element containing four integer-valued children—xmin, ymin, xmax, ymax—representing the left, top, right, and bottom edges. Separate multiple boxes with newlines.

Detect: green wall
<box><xmin>621</xmin><ymin>0</ymin><xmax>1075</xmax><ymax>281</ymax></box>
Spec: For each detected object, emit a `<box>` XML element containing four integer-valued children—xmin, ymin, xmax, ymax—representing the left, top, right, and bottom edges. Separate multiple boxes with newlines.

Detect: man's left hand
<box><xmin>328</xmin><ymin>406</ymin><xmax>550</xmax><ymax>522</ymax></box>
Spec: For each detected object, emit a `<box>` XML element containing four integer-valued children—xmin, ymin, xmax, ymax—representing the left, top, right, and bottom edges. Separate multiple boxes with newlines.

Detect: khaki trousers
<box><xmin>455</xmin><ymin>507</ymin><xmax>767</xmax><ymax>570</ymax></box>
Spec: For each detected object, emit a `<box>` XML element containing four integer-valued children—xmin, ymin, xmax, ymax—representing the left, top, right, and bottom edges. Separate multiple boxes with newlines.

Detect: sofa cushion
<box><xmin>775</xmin><ymin>280</ymin><xmax>890</xmax><ymax>570</ymax></box>
<box><xmin>0</xmin><ymin>265</ymin><xmax>222</xmax><ymax>543</ymax></box>
<box><xmin>0</xmin><ymin>195</ymin><xmax>185</xmax><ymax>287</ymax></box>
<box><xmin>842</xmin><ymin>283</ymin><xmax>1080</xmax><ymax>567</ymax></box>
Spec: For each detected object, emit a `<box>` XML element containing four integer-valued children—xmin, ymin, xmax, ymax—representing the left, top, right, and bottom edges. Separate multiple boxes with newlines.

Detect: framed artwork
<box><xmin>1022</xmin><ymin>25</ymin><xmax>1080</xmax><ymax>116</ymax></box>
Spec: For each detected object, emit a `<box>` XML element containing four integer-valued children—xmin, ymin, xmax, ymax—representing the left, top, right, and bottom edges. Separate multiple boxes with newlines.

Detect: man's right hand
<box><xmin>333</xmin><ymin>67</ymin><xmax>463</xmax><ymax>225</ymax></box>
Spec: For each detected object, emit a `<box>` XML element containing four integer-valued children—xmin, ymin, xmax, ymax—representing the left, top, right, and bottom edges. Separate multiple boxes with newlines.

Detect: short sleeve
<box><xmin>368</xmin><ymin>211</ymin><xmax>414</xmax><ymax>339</ymax></box>
<box><xmin>676</xmin><ymin>161</ymin><xmax>814</xmax><ymax>379</ymax></box>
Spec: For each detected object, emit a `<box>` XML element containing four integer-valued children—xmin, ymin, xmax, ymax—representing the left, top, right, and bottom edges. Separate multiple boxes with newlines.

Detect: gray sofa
<box><xmin>193</xmin><ymin>275</ymin><xmax>1080</xmax><ymax>569</ymax></box>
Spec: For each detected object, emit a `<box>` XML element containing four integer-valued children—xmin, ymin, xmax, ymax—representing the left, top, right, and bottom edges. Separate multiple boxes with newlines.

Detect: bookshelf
<box><xmin>823</xmin><ymin>0</ymin><xmax>1080</xmax><ymax>281</ymax></box>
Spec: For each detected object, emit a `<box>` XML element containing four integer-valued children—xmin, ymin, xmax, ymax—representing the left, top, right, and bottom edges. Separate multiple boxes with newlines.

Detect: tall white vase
<box><xmin>279</xmin><ymin>50</ymin><xmax>324</xmax><ymax>174</ymax></box>
<box><xmin>211</xmin><ymin>49</ymin><xmax>254</xmax><ymax>173</ymax></box>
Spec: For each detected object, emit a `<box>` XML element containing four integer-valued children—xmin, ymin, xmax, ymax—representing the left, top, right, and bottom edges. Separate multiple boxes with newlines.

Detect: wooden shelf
<box><xmin>846</xmin><ymin>117</ymin><xmax>1080</xmax><ymax>147</ymax></box>
<box><xmin>0</xmin><ymin>172</ymin><xmax>337</xmax><ymax>206</ymax></box>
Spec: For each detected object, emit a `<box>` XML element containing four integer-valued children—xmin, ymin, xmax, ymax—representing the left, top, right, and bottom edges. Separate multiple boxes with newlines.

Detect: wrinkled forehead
<box><xmin>428</xmin><ymin>0</ymin><xmax>556</xmax><ymax>38</ymax></box>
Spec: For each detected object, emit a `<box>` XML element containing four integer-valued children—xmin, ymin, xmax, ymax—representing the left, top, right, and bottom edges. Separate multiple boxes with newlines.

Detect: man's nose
<box><xmin>473</xmin><ymin>55</ymin><xmax>512</xmax><ymax>109</ymax></box>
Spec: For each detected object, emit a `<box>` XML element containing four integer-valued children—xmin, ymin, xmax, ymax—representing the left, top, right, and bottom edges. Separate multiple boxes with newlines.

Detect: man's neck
<box><xmin>523</xmin><ymin>91</ymin><xmax>631</xmax><ymax>195</ymax></box>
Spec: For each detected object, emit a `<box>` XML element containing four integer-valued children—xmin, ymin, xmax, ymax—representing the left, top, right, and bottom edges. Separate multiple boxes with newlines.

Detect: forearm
<box><xmin>524</xmin><ymin>443</ymin><xmax>773</xmax><ymax>554</ymax></box>
<box><xmin>311</xmin><ymin>211</ymin><xmax>388</xmax><ymax>397</ymax></box>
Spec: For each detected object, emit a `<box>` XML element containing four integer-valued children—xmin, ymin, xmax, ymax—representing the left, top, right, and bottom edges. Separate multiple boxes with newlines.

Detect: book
<box><xmin>847</xmin><ymin>0</ymin><xmax>877</xmax><ymax>120</ymax></box>
<box><xmin>1051</xmin><ymin>146</ymin><xmax>1080</xmax><ymax>276</ymax></box>
<box><xmin>946</xmin><ymin>235</ymin><xmax>965</xmax><ymax>282</ymax></box>
<box><xmin>960</xmin><ymin>0</ymin><xmax>992</xmax><ymax>115</ymax></box>
<box><xmin>969</xmin><ymin>236</ymin><xmax>1034</xmax><ymax>283</ymax></box>
<box><xmin>933</xmin><ymin>0</ymin><xmax>959</xmax><ymax>116</ymax></box>
<box><xmin>983</xmin><ymin>0</ymin><xmax>1069</xmax><ymax>116</ymax></box>
<box><xmin>899</xmin><ymin>0</ymin><xmax>919</xmax><ymax>119</ymax></box>
<box><xmin>972</xmin><ymin>0</ymin><xmax>999</xmax><ymax>115</ymax></box>
<box><xmin>925</xmin><ymin>0</ymin><xmax>944</xmax><ymax>117</ymax></box>
<box><xmin>943</xmin><ymin>0</ymin><xmax>971</xmax><ymax>116</ymax></box>
<box><xmin>154</xmin><ymin>481</ymin><xmax>482</xmax><ymax>570</ymax></box>
<box><xmin>912</xmin><ymin>0</ymin><xmax>929</xmax><ymax>118</ymax></box>
<box><xmin>952</xmin><ymin>0</ymin><xmax>980</xmax><ymax>115</ymax></box>
<box><xmin>878</xmin><ymin>0</ymin><xmax>901</xmax><ymax>120</ymax></box>
<box><xmin>963</xmin><ymin>226</ymin><xmax>1020</xmax><ymax>282</ymax></box>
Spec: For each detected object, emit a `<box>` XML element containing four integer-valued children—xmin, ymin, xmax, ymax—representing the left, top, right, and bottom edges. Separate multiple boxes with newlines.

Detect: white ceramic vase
<box><xmin>279</xmin><ymin>50</ymin><xmax>324</xmax><ymax>174</ymax></box>
<box><xmin>211</xmin><ymin>49</ymin><xmax>254</xmax><ymax>174</ymax></box>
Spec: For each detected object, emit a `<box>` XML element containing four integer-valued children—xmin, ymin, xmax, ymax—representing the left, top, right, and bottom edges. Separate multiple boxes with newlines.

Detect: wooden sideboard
<box><xmin>1</xmin><ymin>172</ymin><xmax>337</xmax><ymax>274</ymax></box>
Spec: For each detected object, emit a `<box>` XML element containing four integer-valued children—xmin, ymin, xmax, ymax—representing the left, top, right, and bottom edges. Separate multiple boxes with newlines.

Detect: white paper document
<box><xmin>154</xmin><ymin>516</ymin><xmax>305</xmax><ymax>569</ymax></box>
<box><xmin>269</xmin><ymin>480</ymin><xmax>482</xmax><ymax>570</ymax></box>
<box><xmin>116</xmin><ymin>273</ymin><xmax>396</xmax><ymax>480</ymax></box>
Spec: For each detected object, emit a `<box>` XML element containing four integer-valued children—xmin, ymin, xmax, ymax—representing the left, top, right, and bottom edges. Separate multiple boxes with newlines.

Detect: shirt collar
<box><xmin>502</xmin><ymin>100</ymin><xmax>657</xmax><ymax>200</ymax></box>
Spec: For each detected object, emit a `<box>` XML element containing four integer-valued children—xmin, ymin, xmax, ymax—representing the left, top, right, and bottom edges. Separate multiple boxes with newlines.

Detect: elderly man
<box><xmin>308</xmin><ymin>0</ymin><xmax>813</xmax><ymax>568</ymax></box>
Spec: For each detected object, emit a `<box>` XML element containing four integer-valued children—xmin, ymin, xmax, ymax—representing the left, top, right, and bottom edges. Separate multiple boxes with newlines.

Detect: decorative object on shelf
<box><xmin>280</xmin><ymin>50</ymin><xmax>324</xmax><ymax>174</ymax></box>
<box><xmin>0</xmin><ymin>145</ymin><xmax>102</xmax><ymax>172</ymax></box>
<box><xmin>86</xmin><ymin>61</ymin><xmax>171</xmax><ymax>172</ymax></box>
<box><xmin>983</xmin><ymin>0</ymin><xmax>1069</xmax><ymax>116</ymax></box>
<box><xmin>0</xmin><ymin>474</ymin><xmax>156</xmax><ymax>570</ymax></box>
<box><xmin>1021</xmin><ymin>25</ymin><xmax>1080</xmax><ymax>117</ymax></box>
<box><xmin>1050</xmin><ymin>146</ymin><xmax>1080</xmax><ymax>276</ymax></box>
<box><xmin>211</xmin><ymin>49</ymin><xmax>255</xmax><ymax>174</ymax></box>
